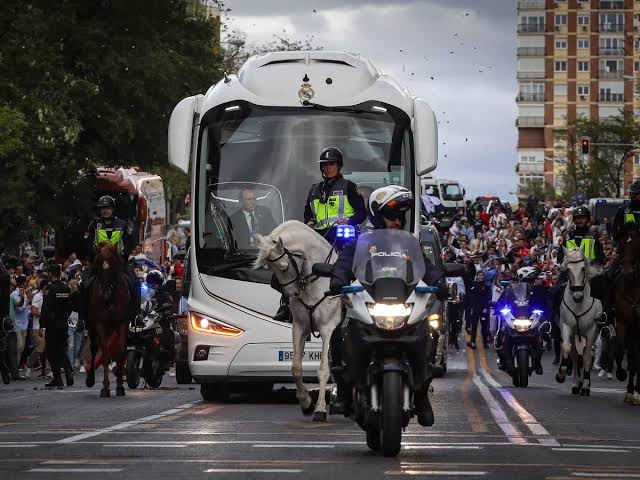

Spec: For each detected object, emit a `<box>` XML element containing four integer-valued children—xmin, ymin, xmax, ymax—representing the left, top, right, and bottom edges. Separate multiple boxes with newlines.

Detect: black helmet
<box><xmin>97</xmin><ymin>195</ymin><xmax>115</xmax><ymax>209</ymax></box>
<box><xmin>630</xmin><ymin>179</ymin><xmax>640</xmax><ymax>195</ymax></box>
<box><xmin>573</xmin><ymin>205</ymin><xmax>590</xmax><ymax>220</ymax></box>
<box><xmin>318</xmin><ymin>147</ymin><xmax>343</xmax><ymax>169</ymax></box>
<box><xmin>145</xmin><ymin>269</ymin><xmax>164</xmax><ymax>288</ymax></box>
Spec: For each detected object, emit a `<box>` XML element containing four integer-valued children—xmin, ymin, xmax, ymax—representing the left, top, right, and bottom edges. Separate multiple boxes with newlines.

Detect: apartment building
<box><xmin>516</xmin><ymin>0</ymin><xmax>640</xmax><ymax>199</ymax></box>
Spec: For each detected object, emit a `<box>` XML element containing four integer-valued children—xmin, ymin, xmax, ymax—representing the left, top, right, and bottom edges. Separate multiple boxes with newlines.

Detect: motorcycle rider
<box><xmin>495</xmin><ymin>266</ymin><xmax>546</xmax><ymax>375</ymax></box>
<box><xmin>142</xmin><ymin>270</ymin><xmax>176</xmax><ymax>359</ymax></box>
<box><xmin>81</xmin><ymin>195</ymin><xmax>140</xmax><ymax>323</ymax></box>
<box><xmin>273</xmin><ymin>148</ymin><xmax>368</xmax><ymax>322</ymax></box>
<box><xmin>329</xmin><ymin>185</ymin><xmax>448</xmax><ymax>427</ymax></box>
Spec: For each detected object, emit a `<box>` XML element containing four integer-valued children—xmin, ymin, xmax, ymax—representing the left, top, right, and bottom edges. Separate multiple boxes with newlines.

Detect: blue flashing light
<box><xmin>336</xmin><ymin>224</ymin><xmax>356</xmax><ymax>239</ymax></box>
<box><xmin>500</xmin><ymin>307</ymin><xmax>512</xmax><ymax>316</ymax></box>
<box><xmin>416</xmin><ymin>285</ymin><xmax>439</xmax><ymax>294</ymax></box>
<box><xmin>141</xmin><ymin>282</ymin><xmax>149</xmax><ymax>293</ymax></box>
<box><xmin>342</xmin><ymin>285</ymin><xmax>365</xmax><ymax>294</ymax></box>
<box><xmin>533</xmin><ymin>309</ymin><xmax>544</xmax><ymax>316</ymax></box>
<box><xmin>596</xmin><ymin>199</ymin><xmax>606</xmax><ymax>204</ymax></box>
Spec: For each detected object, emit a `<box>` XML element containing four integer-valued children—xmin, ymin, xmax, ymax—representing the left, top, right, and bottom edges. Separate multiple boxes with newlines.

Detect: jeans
<box><xmin>67</xmin><ymin>326</ymin><xmax>84</xmax><ymax>366</ymax></box>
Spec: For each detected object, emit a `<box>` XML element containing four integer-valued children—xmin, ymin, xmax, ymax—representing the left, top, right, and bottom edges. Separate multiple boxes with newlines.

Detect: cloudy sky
<box><xmin>224</xmin><ymin>0</ymin><xmax>518</xmax><ymax>201</ymax></box>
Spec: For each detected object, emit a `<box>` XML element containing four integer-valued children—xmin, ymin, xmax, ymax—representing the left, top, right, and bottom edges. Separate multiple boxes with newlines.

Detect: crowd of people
<box><xmin>438</xmin><ymin>196</ymin><xmax>625</xmax><ymax>377</ymax></box>
<box><xmin>0</xmin><ymin>241</ymin><xmax>187</xmax><ymax>386</ymax></box>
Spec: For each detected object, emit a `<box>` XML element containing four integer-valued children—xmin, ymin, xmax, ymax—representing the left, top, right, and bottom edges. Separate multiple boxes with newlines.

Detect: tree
<box><xmin>0</xmin><ymin>0</ymin><xmax>223</xmax><ymax>250</ymax></box>
<box><xmin>567</xmin><ymin>112</ymin><xmax>640</xmax><ymax>198</ymax></box>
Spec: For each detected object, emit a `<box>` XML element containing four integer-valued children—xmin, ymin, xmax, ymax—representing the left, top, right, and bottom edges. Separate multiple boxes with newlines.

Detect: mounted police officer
<box><xmin>273</xmin><ymin>148</ymin><xmax>368</xmax><ymax>322</ymax></box>
<box><xmin>612</xmin><ymin>179</ymin><xmax>640</xmax><ymax>245</ymax></box>
<box><xmin>328</xmin><ymin>185</ymin><xmax>448</xmax><ymax>427</ymax></box>
<box><xmin>40</xmin><ymin>264</ymin><xmax>74</xmax><ymax>389</ymax></box>
<box><xmin>81</xmin><ymin>195</ymin><xmax>139</xmax><ymax>323</ymax></box>
<box><xmin>303</xmin><ymin>147</ymin><xmax>367</xmax><ymax>243</ymax></box>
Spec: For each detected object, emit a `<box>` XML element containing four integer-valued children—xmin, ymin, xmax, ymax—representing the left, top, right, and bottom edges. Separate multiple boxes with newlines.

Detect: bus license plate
<box><xmin>278</xmin><ymin>351</ymin><xmax>322</xmax><ymax>362</ymax></box>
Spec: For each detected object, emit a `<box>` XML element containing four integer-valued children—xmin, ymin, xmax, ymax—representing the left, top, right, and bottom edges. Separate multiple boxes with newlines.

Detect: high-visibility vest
<box><xmin>566</xmin><ymin>236</ymin><xmax>596</xmax><ymax>261</ymax></box>
<box><xmin>625</xmin><ymin>210</ymin><xmax>636</xmax><ymax>224</ymax></box>
<box><xmin>94</xmin><ymin>226</ymin><xmax>124</xmax><ymax>253</ymax></box>
<box><xmin>309</xmin><ymin>178</ymin><xmax>355</xmax><ymax>229</ymax></box>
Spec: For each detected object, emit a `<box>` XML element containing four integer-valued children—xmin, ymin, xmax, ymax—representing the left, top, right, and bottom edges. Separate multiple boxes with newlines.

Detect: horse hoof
<box><xmin>556</xmin><ymin>373</ymin><xmax>566</xmax><ymax>384</ymax></box>
<box><xmin>86</xmin><ymin>375</ymin><xmax>95</xmax><ymax>388</ymax></box>
<box><xmin>116</xmin><ymin>386</ymin><xmax>125</xmax><ymax>397</ymax></box>
<box><xmin>300</xmin><ymin>390</ymin><xmax>319</xmax><ymax>416</ymax></box>
<box><xmin>617</xmin><ymin>369</ymin><xmax>628</xmax><ymax>382</ymax></box>
<box><xmin>633</xmin><ymin>393</ymin><xmax>640</xmax><ymax>405</ymax></box>
<box><xmin>571</xmin><ymin>386</ymin><xmax>580</xmax><ymax>395</ymax></box>
<box><xmin>100</xmin><ymin>388</ymin><xmax>110</xmax><ymax>398</ymax></box>
<box><xmin>624</xmin><ymin>392</ymin><xmax>634</xmax><ymax>404</ymax></box>
<box><xmin>580</xmin><ymin>388</ymin><xmax>590</xmax><ymax>397</ymax></box>
<box><xmin>312</xmin><ymin>411</ymin><xmax>327</xmax><ymax>423</ymax></box>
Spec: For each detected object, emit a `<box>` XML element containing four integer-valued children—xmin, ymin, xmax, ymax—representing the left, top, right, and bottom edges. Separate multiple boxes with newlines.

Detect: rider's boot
<box><xmin>414</xmin><ymin>387</ymin><xmax>434</xmax><ymax>427</ymax></box>
<box><xmin>273</xmin><ymin>304</ymin><xmax>291</xmax><ymax>323</ymax></box>
<box><xmin>330</xmin><ymin>375</ymin><xmax>349</xmax><ymax>415</ymax></box>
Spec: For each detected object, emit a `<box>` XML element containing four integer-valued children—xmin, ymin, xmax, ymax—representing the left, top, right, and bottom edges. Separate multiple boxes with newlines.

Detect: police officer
<box><xmin>304</xmin><ymin>147</ymin><xmax>367</xmax><ymax>243</ymax></box>
<box><xmin>612</xmin><ymin>179</ymin><xmax>640</xmax><ymax>244</ymax></box>
<box><xmin>329</xmin><ymin>185</ymin><xmax>448</xmax><ymax>427</ymax></box>
<box><xmin>40</xmin><ymin>264</ymin><xmax>74</xmax><ymax>389</ymax></box>
<box><xmin>82</xmin><ymin>195</ymin><xmax>139</xmax><ymax>321</ymax></box>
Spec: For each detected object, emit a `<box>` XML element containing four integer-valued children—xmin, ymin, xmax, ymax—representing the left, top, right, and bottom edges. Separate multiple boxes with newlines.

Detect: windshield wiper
<box><xmin>199</xmin><ymin>252</ymin><xmax>257</xmax><ymax>274</ymax></box>
<box><xmin>301</xmin><ymin>100</ymin><xmax>384</xmax><ymax>115</ymax></box>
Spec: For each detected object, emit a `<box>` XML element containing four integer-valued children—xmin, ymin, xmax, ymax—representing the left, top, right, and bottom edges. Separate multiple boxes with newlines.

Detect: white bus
<box><xmin>167</xmin><ymin>51</ymin><xmax>438</xmax><ymax>401</ymax></box>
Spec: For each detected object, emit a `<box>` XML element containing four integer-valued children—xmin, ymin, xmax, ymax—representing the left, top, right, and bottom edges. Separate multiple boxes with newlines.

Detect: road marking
<box><xmin>204</xmin><ymin>469</ymin><xmax>302</xmax><ymax>474</ymax></box>
<box><xmin>54</xmin><ymin>400</ymin><xmax>201</xmax><ymax>443</ymax></box>
<box><xmin>564</xmin><ymin>444</ymin><xmax>640</xmax><ymax>450</ymax></box>
<box><xmin>386</xmin><ymin>471</ymin><xmax>487</xmax><ymax>476</ymax></box>
<box><xmin>0</xmin><ymin>444</ymin><xmax>37</xmax><ymax>448</ymax></box>
<box><xmin>103</xmin><ymin>444</ymin><xmax>187</xmax><ymax>448</ymax></box>
<box><xmin>477</xmin><ymin>342</ymin><xmax>560</xmax><ymax>447</ymax></box>
<box><xmin>403</xmin><ymin>446</ymin><xmax>482</xmax><ymax>450</ymax></box>
<box><xmin>571</xmin><ymin>474</ymin><xmax>640</xmax><ymax>478</ymax></box>
<box><xmin>472</xmin><ymin>375</ymin><xmax>527</xmax><ymax>445</ymax></box>
<box><xmin>28</xmin><ymin>468</ymin><xmax>123</xmax><ymax>473</ymax></box>
<box><xmin>552</xmin><ymin>447</ymin><xmax>631</xmax><ymax>453</ymax></box>
<box><xmin>252</xmin><ymin>444</ymin><xmax>335</xmax><ymax>448</ymax></box>
<box><xmin>462</xmin><ymin>340</ymin><xmax>489</xmax><ymax>433</ymax></box>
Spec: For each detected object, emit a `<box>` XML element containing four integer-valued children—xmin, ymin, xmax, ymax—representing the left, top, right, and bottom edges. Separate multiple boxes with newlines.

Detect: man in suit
<box><xmin>230</xmin><ymin>188</ymin><xmax>278</xmax><ymax>249</ymax></box>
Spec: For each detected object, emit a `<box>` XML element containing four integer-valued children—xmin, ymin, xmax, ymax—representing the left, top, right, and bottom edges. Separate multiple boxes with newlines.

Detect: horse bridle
<box><xmin>566</xmin><ymin>259</ymin><xmax>587</xmax><ymax>292</ymax></box>
<box><xmin>269</xmin><ymin>248</ymin><xmax>307</xmax><ymax>288</ymax></box>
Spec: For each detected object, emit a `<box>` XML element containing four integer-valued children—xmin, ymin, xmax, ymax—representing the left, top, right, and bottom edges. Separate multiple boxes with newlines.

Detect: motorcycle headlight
<box><xmin>367</xmin><ymin>303</ymin><xmax>412</xmax><ymax>331</ymax></box>
<box><xmin>428</xmin><ymin>313</ymin><xmax>440</xmax><ymax>330</ymax></box>
<box><xmin>513</xmin><ymin>318</ymin><xmax>533</xmax><ymax>332</ymax></box>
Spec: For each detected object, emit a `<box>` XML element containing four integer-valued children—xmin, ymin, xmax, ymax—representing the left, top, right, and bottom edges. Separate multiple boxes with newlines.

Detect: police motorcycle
<box><xmin>496</xmin><ymin>268</ymin><xmax>551</xmax><ymax>388</ymax></box>
<box><xmin>316</xmin><ymin>228</ymin><xmax>450</xmax><ymax>457</ymax></box>
<box><xmin>126</xmin><ymin>271</ymin><xmax>178</xmax><ymax>389</ymax></box>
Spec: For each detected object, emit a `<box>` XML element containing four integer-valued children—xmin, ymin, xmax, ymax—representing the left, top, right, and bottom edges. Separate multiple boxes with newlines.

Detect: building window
<box><xmin>518</xmin><ymin>82</ymin><xmax>544</xmax><ymax>101</ymax></box>
<box><xmin>635</xmin><ymin>38</ymin><xmax>640</xmax><ymax>50</ymax></box>
<box><xmin>554</xmin><ymin>107</ymin><xmax>568</xmax><ymax>119</ymax></box>
<box><xmin>599</xmin><ymin>13</ymin><xmax>624</xmax><ymax>32</ymax></box>
<box><xmin>555</xmin><ymin>38</ymin><xmax>568</xmax><ymax>49</ymax></box>
<box><xmin>634</xmin><ymin>155</ymin><xmax>640</xmax><ymax>166</ymax></box>
<box><xmin>555</xmin><ymin>15</ymin><xmax>568</xmax><ymax>26</ymax></box>
<box><xmin>518</xmin><ymin>174</ymin><xmax>544</xmax><ymax>186</ymax></box>
<box><xmin>555</xmin><ymin>61</ymin><xmax>568</xmax><ymax>72</ymax></box>
<box><xmin>520</xmin><ymin>155</ymin><xmax>542</xmax><ymax>164</ymax></box>
<box><xmin>578</xmin><ymin>15</ymin><xmax>590</xmax><ymax>26</ymax></box>
<box><xmin>554</xmin><ymin>83</ymin><xmax>568</xmax><ymax>95</ymax></box>
<box><xmin>600</xmin><ymin>88</ymin><xmax>624</xmax><ymax>102</ymax></box>
<box><xmin>578</xmin><ymin>61</ymin><xmax>590</xmax><ymax>72</ymax></box>
<box><xmin>577</xmin><ymin>38</ymin><xmax>590</xmax><ymax>49</ymax></box>
<box><xmin>577</xmin><ymin>84</ymin><xmax>590</xmax><ymax>96</ymax></box>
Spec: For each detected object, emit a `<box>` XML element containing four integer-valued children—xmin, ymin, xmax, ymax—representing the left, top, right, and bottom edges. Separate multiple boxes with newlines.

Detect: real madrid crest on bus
<box><xmin>298</xmin><ymin>82</ymin><xmax>315</xmax><ymax>103</ymax></box>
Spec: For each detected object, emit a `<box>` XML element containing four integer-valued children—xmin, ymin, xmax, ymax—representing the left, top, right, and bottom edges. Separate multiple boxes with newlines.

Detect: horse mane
<box><xmin>93</xmin><ymin>242</ymin><xmax>124</xmax><ymax>282</ymax></box>
<box><xmin>253</xmin><ymin>220</ymin><xmax>330</xmax><ymax>269</ymax></box>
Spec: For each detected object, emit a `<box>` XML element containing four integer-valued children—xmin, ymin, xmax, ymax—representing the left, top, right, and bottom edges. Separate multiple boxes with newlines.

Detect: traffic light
<box><xmin>581</xmin><ymin>138</ymin><xmax>590</xmax><ymax>154</ymax></box>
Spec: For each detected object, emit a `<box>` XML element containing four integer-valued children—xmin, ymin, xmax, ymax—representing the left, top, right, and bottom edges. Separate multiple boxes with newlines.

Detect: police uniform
<box><xmin>557</xmin><ymin>226</ymin><xmax>605</xmax><ymax>265</ymax></box>
<box><xmin>41</xmin><ymin>279</ymin><xmax>73</xmax><ymax>386</ymax></box>
<box><xmin>612</xmin><ymin>203</ymin><xmax>640</xmax><ymax>244</ymax></box>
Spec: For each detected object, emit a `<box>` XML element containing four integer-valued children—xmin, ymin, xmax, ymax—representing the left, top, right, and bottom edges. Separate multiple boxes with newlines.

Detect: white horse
<box><xmin>254</xmin><ymin>221</ymin><xmax>342</xmax><ymax>422</ymax></box>
<box><xmin>555</xmin><ymin>247</ymin><xmax>603</xmax><ymax>396</ymax></box>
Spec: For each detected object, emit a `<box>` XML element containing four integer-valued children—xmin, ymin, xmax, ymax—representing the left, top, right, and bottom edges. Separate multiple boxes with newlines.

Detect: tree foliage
<box><xmin>0</xmin><ymin>0</ymin><xmax>222</xmax><ymax>249</ymax></box>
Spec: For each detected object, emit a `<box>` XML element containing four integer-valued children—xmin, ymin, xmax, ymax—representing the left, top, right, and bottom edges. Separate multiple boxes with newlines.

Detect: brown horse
<box><xmin>86</xmin><ymin>242</ymin><xmax>130</xmax><ymax>398</ymax></box>
<box><xmin>613</xmin><ymin>230</ymin><xmax>640</xmax><ymax>405</ymax></box>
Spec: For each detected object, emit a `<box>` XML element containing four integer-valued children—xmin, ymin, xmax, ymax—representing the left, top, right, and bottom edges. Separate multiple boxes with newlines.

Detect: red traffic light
<box><xmin>581</xmin><ymin>139</ymin><xmax>590</xmax><ymax>154</ymax></box>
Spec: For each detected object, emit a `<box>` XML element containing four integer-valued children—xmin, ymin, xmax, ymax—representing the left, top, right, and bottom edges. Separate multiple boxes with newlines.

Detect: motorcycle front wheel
<box><xmin>126</xmin><ymin>350</ymin><xmax>141</xmax><ymax>389</ymax></box>
<box><xmin>146</xmin><ymin>358</ymin><xmax>163</xmax><ymax>388</ymax></box>
<box><xmin>381</xmin><ymin>371</ymin><xmax>403</xmax><ymax>457</ymax></box>
<box><xmin>517</xmin><ymin>349</ymin><xmax>529</xmax><ymax>388</ymax></box>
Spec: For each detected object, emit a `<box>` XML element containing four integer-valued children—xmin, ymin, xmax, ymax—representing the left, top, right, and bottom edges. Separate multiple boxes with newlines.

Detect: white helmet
<box><xmin>517</xmin><ymin>266</ymin><xmax>539</xmax><ymax>283</ymax></box>
<box><xmin>368</xmin><ymin>185</ymin><xmax>413</xmax><ymax>226</ymax></box>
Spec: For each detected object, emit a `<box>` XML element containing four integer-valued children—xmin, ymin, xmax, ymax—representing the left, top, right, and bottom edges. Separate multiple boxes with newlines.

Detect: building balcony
<box><xmin>516</xmin><ymin>162</ymin><xmax>545</xmax><ymax>174</ymax></box>
<box><xmin>599</xmin><ymin>0</ymin><xmax>624</xmax><ymax>9</ymax></box>
<box><xmin>517</xmin><ymin>47</ymin><xmax>545</xmax><ymax>57</ymax></box>
<box><xmin>518</xmin><ymin>0</ymin><xmax>545</xmax><ymax>9</ymax></box>
<box><xmin>517</xmin><ymin>93</ymin><xmax>545</xmax><ymax>102</ymax></box>
<box><xmin>599</xmin><ymin>93</ymin><xmax>624</xmax><ymax>102</ymax></box>
<box><xmin>518</xmin><ymin>23</ymin><xmax>546</xmax><ymax>33</ymax></box>
<box><xmin>598</xmin><ymin>23</ymin><xmax>625</xmax><ymax>33</ymax></box>
<box><xmin>599</xmin><ymin>48</ymin><xmax>625</xmax><ymax>56</ymax></box>
<box><xmin>599</xmin><ymin>69</ymin><xmax>623</xmax><ymax>79</ymax></box>
<box><xmin>516</xmin><ymin>116</ymin><xmax>545</xmax><ymax>127</ymax></box>
<box><xmin>517</xmin><ymin>71</ymin><xmax>546</xmax><ymax>79</ymax></box>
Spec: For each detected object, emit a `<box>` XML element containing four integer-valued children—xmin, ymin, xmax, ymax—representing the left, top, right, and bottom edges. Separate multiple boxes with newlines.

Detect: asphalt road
<box><xmin>1</xmin><ymin>337</ymin><xmax>639</xmax><ymax>480</ymax></box>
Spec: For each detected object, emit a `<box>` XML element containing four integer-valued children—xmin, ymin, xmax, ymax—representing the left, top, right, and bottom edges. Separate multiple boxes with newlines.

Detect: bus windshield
<box><xmin>194</xmin><ymin>101</ymin><xmax>414</xmax><ymax>282</ymax></box>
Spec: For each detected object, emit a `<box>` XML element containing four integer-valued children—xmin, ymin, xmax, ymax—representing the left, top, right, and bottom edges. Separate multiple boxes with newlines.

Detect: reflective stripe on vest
<box><xmin>310</xmin><ymin>178</ymin><xmax>355</xmax><ymax>229</ymax></box>
<box><xmin>625</xmin><ymin>212</ymin><xmax>636</xmax><ymax>224</ymax></box>
<box><xmin>94</xmin><ymin>228</ymin><xmax>124</xmax><ymax>253</ymax></box>
<box><xmin>566</xmin><ymin>237</ymin><xmax>596</xmax><ymax>261</ymax></box>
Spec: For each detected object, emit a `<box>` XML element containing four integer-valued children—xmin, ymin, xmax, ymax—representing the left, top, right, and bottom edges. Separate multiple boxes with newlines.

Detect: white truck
<box><xmin>167</xmin><ymin>50</ymin><xmax>438</xmax><ymax>401</ymax></box>
<box><xmin>420</xmin><ymin>176</ymin><xmax>466</xmax><ymax>228</ymax></box>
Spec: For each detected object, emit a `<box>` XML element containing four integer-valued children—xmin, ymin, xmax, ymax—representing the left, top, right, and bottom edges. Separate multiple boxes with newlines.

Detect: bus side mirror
<box><xmin>168</xmin><ymin>95</ymin><xmax>204</xmax><ymax>173</ymax></box>
<box><xmin>413</xmin><ymin>98</ymin><xmax>438</xmax><ymax>176</ymax></box>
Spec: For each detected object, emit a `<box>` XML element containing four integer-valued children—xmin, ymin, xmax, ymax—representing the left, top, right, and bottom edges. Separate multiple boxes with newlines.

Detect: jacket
<box><xmin>40</xmin><ymin>280</ymin><xmax>72</xmax><ymax>330</ymax></box>
<box><xmin>84</xmin><ymin>217</ymin><xmax>132</xmax><ymax>260</ymax></box>
<box><xmin>557</xmin><ymin>226</ymin><xmax>604</xmax><ymax>264</ymax></box>
<box><xmin>612</xmin><ymin>202</ymin><xmax>640</xmax><ymax>243</ymax></box>
<box><xmin>304</xmin><ymin>176</ymin><xmax>367</xmax><ymax>231</ymax></box>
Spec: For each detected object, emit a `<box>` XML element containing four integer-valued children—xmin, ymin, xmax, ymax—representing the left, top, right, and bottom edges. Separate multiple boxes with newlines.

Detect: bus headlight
<box><xmin>367</xmin><ymin>303</ymin><xmax>412</xmax><ymax>331</ymax></box>
<box><xmin>189</xmin><ymin>312</ymin><xmax>244</xmax><ymax>337</ymax></box>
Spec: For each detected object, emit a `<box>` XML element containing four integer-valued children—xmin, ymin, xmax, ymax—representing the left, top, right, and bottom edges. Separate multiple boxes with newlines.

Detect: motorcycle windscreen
<box><xmin>512</xmin><ymin>282</ymin><xmax>530</xmax><ymax>318</ymax></box>
<box><xmin>352</xmin><ymin>229</ymin><xmax>425</xmax><ymax>287</ymax></box>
